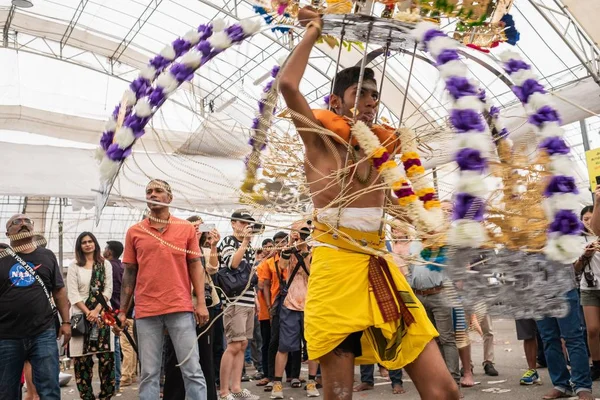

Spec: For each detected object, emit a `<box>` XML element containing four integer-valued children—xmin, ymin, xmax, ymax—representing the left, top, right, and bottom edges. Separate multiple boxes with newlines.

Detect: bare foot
<box><xmin>542</xmin><ymin>388</ymin><xmax>571</xmax><ymax>399</ymax></box>
<box><xmin>392</xmin><ymin>384</ymin><xmax>405</xmax><ymax>394</ymax></box>
<box><xmin>577</xmin><ymin>392</ymin><xmax>593</xmax><ymax>400</ymax></box>
<box><xmin>379</xmin><ymin>366</ymin><xmax>389</xmax><ymax>379</ymax></box>
<box><xmin>460</xmin><ymin>373</ymin><xmax>475</xmax><ymax>388</ymax></box>
<box><xmin>353</xmin><ymin>383</ymin><xmax>374</xmax><ymax>392</ymax></box>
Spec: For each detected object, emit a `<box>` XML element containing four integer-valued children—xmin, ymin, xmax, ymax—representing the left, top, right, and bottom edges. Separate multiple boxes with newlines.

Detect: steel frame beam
<box><xmin>2</xmin><ymin>5</ymin><xmax>15</xmax><ymax>48</ymax></box>
<box><xmin>60</xmin><ymin>0</ymin><xmax>89</xmax><ymax>52</ymax></box>
<box><xmin>529</xmin><ymin>0</ymin><xmax>600</xmax><ymax>86</ymax></box>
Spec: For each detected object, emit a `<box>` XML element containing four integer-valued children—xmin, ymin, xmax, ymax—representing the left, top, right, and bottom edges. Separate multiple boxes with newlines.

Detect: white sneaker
<box><xmin>306</xmin><ymin>380</ymin><xmax>320</xmax><ymax>397</ymax></box>
<box><xmin>232</xmin><ymin>389</ymin><xmax>260</xmax><ymax>400</ymax></box>
<box><xmin>219</xmin><ymin>394</ymin><xmax>235</xmax><ymax>400</ymax></box>
<box><xmin>270</xmin><ymin>381</ymin><xmax>284</xmax><ymax>399</ymax></box>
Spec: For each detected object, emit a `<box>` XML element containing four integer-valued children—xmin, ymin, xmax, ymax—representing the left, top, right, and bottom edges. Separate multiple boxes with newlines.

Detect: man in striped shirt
<box><xmin>217</xmin><ymin>210</ymin><xmax>259</xmax><ymax>400</ymax></box>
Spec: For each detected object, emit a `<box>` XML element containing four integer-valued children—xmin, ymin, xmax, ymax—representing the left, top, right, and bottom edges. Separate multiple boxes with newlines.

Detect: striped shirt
<box><xmin>217</xmin><ymin>235</ymin><xmax>255</xmax><ymax>307</ymax></box>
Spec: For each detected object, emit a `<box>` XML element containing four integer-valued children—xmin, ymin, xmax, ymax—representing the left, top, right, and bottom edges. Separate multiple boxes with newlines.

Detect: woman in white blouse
<box><xmin>66</xmin><ymin>231</ymin><xmax>115</xmax><ymax>400</ymax></box>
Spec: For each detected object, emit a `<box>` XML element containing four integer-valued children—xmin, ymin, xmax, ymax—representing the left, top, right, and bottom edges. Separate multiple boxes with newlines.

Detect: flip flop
<box><xmin>291</xmin><ymin>378</ymin><xmax>302</xmax><ymax>388</ymax></box>
<box><xmin>256</xmin><ymin>378</ymin><xmax>270</xmax><ymax>386</ymax></box>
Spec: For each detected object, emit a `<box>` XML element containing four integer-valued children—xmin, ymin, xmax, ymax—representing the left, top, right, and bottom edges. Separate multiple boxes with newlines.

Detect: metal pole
<box><xmin>580</xmin><ymin>119</ymin><xmax>590</xmax><ymax>152</ymax></box>
<box><xmin>399</xmin><ymin>42</ymin><xmax>418</xmax><ymax>124</ymax></box>
<box><xmin>58</xmin><ymin>198</ymin><xmax>64</xmax><ymax>268</ymax></box>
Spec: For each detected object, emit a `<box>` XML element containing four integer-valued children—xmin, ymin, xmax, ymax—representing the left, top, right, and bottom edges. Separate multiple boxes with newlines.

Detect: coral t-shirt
<box><xmin>256</xmin><ymin>255</ymin><xmax>287</xmax><ymax>311</ymax></box>
<box><xmin>256</xmin><ymin>260</ymin><xmax>271</xmax><ymax>321</ymax></box>
<box><xmin>123</xmin><ymin>216</ymin><xmax>201</xmax><ymax>319</ymax></box>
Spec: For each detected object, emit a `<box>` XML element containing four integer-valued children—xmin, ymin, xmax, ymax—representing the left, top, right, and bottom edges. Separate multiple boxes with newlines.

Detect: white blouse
<box><xmin>67</xmin><ymin>259</ymin><xmax>113</xmax><ymax>315</ymax></box>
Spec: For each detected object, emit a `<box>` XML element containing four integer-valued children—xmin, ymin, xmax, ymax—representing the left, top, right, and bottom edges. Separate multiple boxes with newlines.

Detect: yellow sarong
<box><xmin>305</xmin><ymin>223</ymin><xmax>438</xmax><ymax>369</ymax></box>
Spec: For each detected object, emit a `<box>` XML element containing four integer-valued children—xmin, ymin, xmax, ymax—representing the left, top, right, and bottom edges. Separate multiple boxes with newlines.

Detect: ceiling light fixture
<box><xmin>12</xmin><ymin>0</ymin><xmax>34</xmax><ymax>8</ymax></box>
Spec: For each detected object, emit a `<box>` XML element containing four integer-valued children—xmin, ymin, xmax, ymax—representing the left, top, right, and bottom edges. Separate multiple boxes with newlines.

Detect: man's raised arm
<box><xmin>279</xmin><ymin>7</ymin><xmax>323</xmax><ymax>146</ymax></box>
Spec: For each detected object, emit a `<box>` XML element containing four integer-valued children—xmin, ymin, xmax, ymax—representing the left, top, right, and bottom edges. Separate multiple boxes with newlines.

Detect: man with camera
<box><xmin>217</xmin><ymin>210</ymin><xmax>260</xmax><ymax>400</ymax></box>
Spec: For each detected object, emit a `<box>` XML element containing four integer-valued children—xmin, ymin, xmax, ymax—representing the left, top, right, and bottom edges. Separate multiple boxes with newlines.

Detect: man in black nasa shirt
<box><xmin>0</xmin><ymin>214</ymin><xmax>71</xmax><ymax>399</ymax></box>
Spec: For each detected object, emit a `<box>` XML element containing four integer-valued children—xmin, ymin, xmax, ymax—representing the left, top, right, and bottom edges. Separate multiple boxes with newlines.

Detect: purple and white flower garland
<box><xmin>499</xmin><ymin>50</ymin><xmax>584</xmax><ymax>264</ymax></box>
<box><xmin>96</xmin><ymin>18</ymin><xmax>262</xmax><ymax>181</ymax></box>
<box><xmin>241</xmin><ymin>62</ymin><xmax>282</xmax><ymax>193</ymax></box>
<box><xmin>413</xmin><ymin>22</ymin><xmax>494</xmax><ymax>248</ymax></box>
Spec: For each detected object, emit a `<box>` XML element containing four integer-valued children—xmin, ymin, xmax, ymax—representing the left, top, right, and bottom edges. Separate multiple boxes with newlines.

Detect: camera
<box><xmin>252</xmin><ymin>223</ymin><xmax>265</xmax><ymax>235</ymax></box>
<box><xmin>584</xmin><ymin>271</ymin><xmax>597</xmax><ymax>288</ymax></box>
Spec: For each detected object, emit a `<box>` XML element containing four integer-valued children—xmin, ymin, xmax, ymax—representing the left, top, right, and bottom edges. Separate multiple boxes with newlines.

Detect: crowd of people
<box><xmin>1</xmin><ymin>179</ymin><xmax>600</xmax><ymax>400</ymax></box>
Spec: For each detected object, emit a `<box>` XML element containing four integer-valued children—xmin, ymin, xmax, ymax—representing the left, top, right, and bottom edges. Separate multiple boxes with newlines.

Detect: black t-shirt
<box><xmin>0</xmin><ymin>247</ymin><xmax>64</xmax><ymax>339</ymax></box>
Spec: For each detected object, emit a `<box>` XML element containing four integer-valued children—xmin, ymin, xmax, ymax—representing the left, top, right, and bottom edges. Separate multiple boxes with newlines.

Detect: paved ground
<box><xmin>56</xmin><ymin>318</ymin><xmax>600</xmax><ymax>399</ymax></box>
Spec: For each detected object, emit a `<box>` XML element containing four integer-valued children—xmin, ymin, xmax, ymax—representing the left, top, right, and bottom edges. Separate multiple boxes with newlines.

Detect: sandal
<box><xmin>256</xmin><ymin>378</ymin><xmax>270</xmax><ymax>386</ymax></box>
<box><xmin>291</xmin><ymin>378</ymin><xmax>302</xmax><ymax>388</ymax></box>
<box><xmin>264</xmin><ymin>382</ymin><xmax>274</xmax><ymax>392</ymax></box>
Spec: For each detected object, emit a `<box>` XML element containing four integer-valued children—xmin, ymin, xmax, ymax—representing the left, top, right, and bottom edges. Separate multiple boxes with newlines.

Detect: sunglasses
<box><xmin>10</xmin><ymin>218</ymin><xmax>33</xmax><ymax>226</ymax></box>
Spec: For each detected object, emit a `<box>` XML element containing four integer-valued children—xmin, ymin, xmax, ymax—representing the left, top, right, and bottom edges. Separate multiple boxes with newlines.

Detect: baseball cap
<box><xmin>231</xmin><ymin>209</ymin><xmax>255</xmax><ymax>223</ymax></box>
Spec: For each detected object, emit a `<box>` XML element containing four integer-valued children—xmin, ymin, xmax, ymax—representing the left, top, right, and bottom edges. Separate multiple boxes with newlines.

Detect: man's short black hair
<box><xmin>106</xmin><ymin>240</ymin><xmax>124</xmax><ymax>259</ymax></box>
<box><xmin>332</xmin><ymin>66</ymin><xmax>376</xmax><ymax>100</ymax></box>
<box><xmin>262</xmin><ymin>238</ymin><xmax>274</xmax><ymax>247</ymax></box>
<box><xmin>273</xmin><ymin>231</ymin><xmax>288</xmax><ymax>241</ymax></box>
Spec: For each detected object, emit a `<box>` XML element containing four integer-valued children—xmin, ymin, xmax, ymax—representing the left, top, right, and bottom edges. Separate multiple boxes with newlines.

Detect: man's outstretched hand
<box><xmin>298</xmin><ymin>6</ymin><xmax>322</xmax><ymax>27</ymax></box>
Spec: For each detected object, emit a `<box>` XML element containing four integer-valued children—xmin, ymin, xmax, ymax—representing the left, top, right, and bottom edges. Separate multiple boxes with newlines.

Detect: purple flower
<box><xmin>504</xmin><ymin>59</ymin><xmax>530</xmax><ymax>74</ymax></box>
<box><xmin>423</xmin><ymin>29</ymin><xmax>446</xmax><ymax>46</ymax></box>
<box><xmin>478</xmin><ymin>89</ymin><xmax>486</xmax><ymax>103</ymax></box>
<box><xmin>258</xmin><ymin>100</ymin><xmax>265</xmax><ymax>113</ymax></box>
<box><xmin>170</xmin><ymin>63</ymin><xmax>195</xmax><ymax>82</ymax></box>
<box><xmin>130</xmin><ymin>77</ymin><xmax>151</xmax><ymax>99</ymax></box>
<box><xmin>446</xmin><ymin>76</ymin><xmax>478</xmax><ymax>100</ymax></box>
<box><xmin>112</xmin><ymin>105</ymin><xmax>120</xmax><ymax>119</ymax></box>
<box><xmin>489</xmin><ymin>105</ymin><xmax>500</xmax><ymax>118</ymax></box>
<box><xmin>148</xmin><ymin>87</ymin><xmax>166</xmax><ymax>107</ymax></box>
<box><xmin>529</xmin><ymin>105</ymin><xmax>561</xmax><ymax>127</ymax></box>
<box><xmin>100</xmin><ymin>131</ymin><xmax>114</xmax><ymax>151</ymax></box>
<box><xmin>512</xmin><ymin>79</ymin><xmax>546</xmax><ymax>103</ymax></box>
<box><xmin>248</xmin><ymin>137</ymin><xmax>255</xmax><ymax>146</ymax></box>
<box><xmin>271</xmin><ymin>65</ymin><xmax>280</xmax><ymax>78</ymax></box>
<box><xmin>544</xmin><ymin>175</ymin><xmax>579</xmax><ymax>197</ymax></box>
<box><xmin>106</xmin><ymin>143</ymin><xmax>132</xmax><ymax>161</ymax></box>
<box><xmin>123</xmin><ymin>114</ymin><xmax>150</xmax><ymax>136</ymax></box>
<box><xmin>498</xmin><ymin>127</ymin><xmax>508</xmax><ymax>138</ymax></box>
<box><xmin>453</xmin><ymin>193</ymin><xmax>485</xmax><ymax>221</ymax></box>
<box><xmin>372</xmin><ymin>152</ymin><xmax>391</xmax><ymax>169</ymax></box>
<box><xmin>226</xmin><ymin>24</ymin><xmax>245</xmax><ymax>42</ymax></box>
<box><xmin>149</xmin><ymin>55</ymin><xmax>171</xmax><ymax>73</ymax></box>
<box><xmin>549</xmin><ymin>209</ymin><xmax>584</xmax><ymax>235</ymax></box>
<box><xmin>197</xmin><ymin>40</ymin><xmax>212</xmax><ymax>57</ymax></box>
<box><xmin>450</xmin><ymin>109</ymin><xmax>486</xmax><ymax>132</ymax></box>
<box><xmin>455</xmin><ymin>148</ymin><xmax>486</xmax><ymax>172</ymax></box>
<box><xmin>251</xmin><ymin>118</ymin><xmax>259</xmax><ymax>129</ymax></box>
<box><xmin>198</xmin><ymin>24</ymin><xmax>213</xmax><ymax>41</ymax></box>
<box><xmin>172</xmin><ymin>38</ymin><xmax>191</xmax><ymax>57</ymax></box>
<box><xmin>539</xmin><ymin>136</ymin><xmax>570</xmax><ymax>156</ymax></box>
<box><xmin>436</xmin><ymin>49</ymin><xmax>460</xmax><ymax>65</ymax></box>
<box><xmin>323</xmin><ymin>94</ymin><xmax>330</xmax><ymax>105</ymax></box>
<box><xmin>264</xmin><ymin>80</ymin><xmax>274</xmax><ymax>93</ymax></box>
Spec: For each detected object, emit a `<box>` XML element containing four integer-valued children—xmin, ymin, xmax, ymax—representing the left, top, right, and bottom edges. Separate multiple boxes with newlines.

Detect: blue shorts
<box><xmin>278</xmin><ymin>305</ymin><xmax>304</xmax><ymax>353</ymax></box>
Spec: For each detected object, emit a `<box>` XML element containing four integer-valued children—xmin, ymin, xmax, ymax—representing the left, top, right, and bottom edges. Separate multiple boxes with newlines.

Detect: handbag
<box><xmin>215</xmin><ymin>259</ymin><xmax>257</xmax><ymax>298</ymax></box>
<box><xmin>70</xmin><ymin>314</ymin><xmax>89</xmax><ymax>337</ymax></box>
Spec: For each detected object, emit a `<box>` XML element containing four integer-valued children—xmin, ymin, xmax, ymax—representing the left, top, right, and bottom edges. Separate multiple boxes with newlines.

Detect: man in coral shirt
<box><xmin>118</xmin><ymin>179</ymin><xmax>209</xmax><ymax>400</ymax></box>
<box><xmin>255</xmin><ymin>239</ymin><xmax>275</xmax><ymax>387</ymax></box>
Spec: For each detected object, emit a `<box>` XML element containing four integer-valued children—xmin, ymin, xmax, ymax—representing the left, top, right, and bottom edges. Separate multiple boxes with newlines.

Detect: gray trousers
<box><xmin>416</xmin><ymin>291</ymin><xmax>460</xmax><ymax>383</ymax></box>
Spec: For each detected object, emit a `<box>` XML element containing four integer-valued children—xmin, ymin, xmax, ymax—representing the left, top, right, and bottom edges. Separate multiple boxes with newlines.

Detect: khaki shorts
<box><xmin>581</xmin><ymin>290</ymin><xmax>600</xmax><ymax>307</ymax></box>
<box><xmin>224</xmin><ymin>305</ymin><xmax>255</xmax><ymax>343</ymax></box>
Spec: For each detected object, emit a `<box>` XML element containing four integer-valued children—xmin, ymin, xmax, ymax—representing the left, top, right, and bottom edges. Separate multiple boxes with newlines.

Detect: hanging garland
<box><xmin>499</xmin><ymin>50</ymin><xmax>584</xmax><ymax>264</ymax></box>
<box><xmin>95</xmin><ymin>18</ymin><xmax>262</xmax><ymax>182</ymax></box>
<box><xmin>412</xmin><ymin>22</ymin><xmax>495</xmax><ymax>249</ymax></box>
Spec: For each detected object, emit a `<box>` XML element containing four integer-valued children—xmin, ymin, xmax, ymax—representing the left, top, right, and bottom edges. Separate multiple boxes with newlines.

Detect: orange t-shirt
<box><xmin>122</xmin><ymin>216</ymin><xmax>201</xmax><ymax>319</ymax></box>
<box><xmin>256</xmin><ymin>260</ymin><xmax>271</xmax><ymax>321</ymax></box>
<box><xmin>256</xmin><ymin>255</ymin><xmax>287</xmax><ymax>310</ymax></box>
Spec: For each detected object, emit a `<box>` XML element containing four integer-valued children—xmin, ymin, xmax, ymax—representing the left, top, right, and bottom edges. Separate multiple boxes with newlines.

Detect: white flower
<box><xmin>535</xmin><ymin>121</ymin><xmax>564</xmax><ymax>139</ymax></box>
<box><xmin>397</xmin><ymin>127</ymin><xmax>417</xmax><ymax>153</ymax></box>
<box><xmin>412</xmin><ymin>174</ymin><xmax>433</xmax><ymax>192</ymax></box>
<box><xmin>453</xmin><ymin>132</ymin><xmax>493</xmax><ymax>155</ymax></box>
<box><xmin>453</xmin><ymin>96</ymin><xmax>484</xmax><ymax>113</ymax></box>
<box><xmin>542</xmin><ymin>193</ymin><xmax>580</xmax><ymax>217</ymax></box>
<box><xmin>94</xmin><ymin>146</ymin><xmax>105</xmax><ymax>163</ymax></box>
<box><xmin>212</xmin><ymin>18</ymin><xmax>226</xmax><ymax>33</ymax></box>
<box><xmin>438</xmin><ymin>60</ymin><xmax>467</xmax><ymax>79</ymax></box>
<box><xmin>240</xmin><ymin>18</ymin><xmax>261</xmax><ymax>36</ymax></box>
<box><xmin>180</xmin><ymin>50</ymin><xmax>202</xmax><ymax>69</ymax></box>
<box><xmin>183</xmin><ymin>29</ymin><xmax>201</xmax><ymax>45</ymax></box>
<box><xmin>105</xmin><ymin>117</ymin><xmax>117</xmax><ymax>132</ymax></box>
<box><xmin>156</xmin><ymin>71</ymin><xmax>179</xmax><ymax>94</ymax></box>
<box><xmin>208</xmin><ymin>31</ymin><xmax>232</xmax><ymax>50</ymax></box>
<box><xmin>498</xmin><ymin>50</ymin><xmax>523</xmax><ymax>63</ymax></box>
<box><xmin>448</xmin><ymin>219</ymin><xmax>487</xmax><ymax>248</ymax></box>
<box><xmin>412</xmin><ymin>21</ymin><xmax>440</xmax><ymax>45</ymax></box>
<box><xmin>160</xmin><ymin>44</ymin><xmax>176</xmax><ymax>60</ymax></box>
<box><xmin>512</xmin><ymin>184</ymin><xmax>527</xmax><ymax>195</ymax></box>
<box><xmin>139</xmin><ymin>65</ymin><xmax>157</xmax><ymax>81</ymax></box>
<box><xmin>123</xmin><ymin>89</ymin><xmax>137</xmax><ymax>106</ymax></box>
<box><xmin>99</xmin><ymin>157</ymin><xmax>121</xmax><ymax>181</ymax></box>
<box><xmin>351</xmin><ymin>121</ymin><xmax>379</xmax><ymax>154</ymax></box>
<box><xmin>134</xmin><ymin>98</ymin><xmax>152</xmax><ymax>118</ymax></box>
<box><xmin>548</xmin><ymin>154</ymin><xmax>573</xmax><ymax>177</ymax></box>
<box><xmin>527</xmin><ymin>92</ymin><xmax>553</xmax><ymax>112</ymax></box>
<box><xmin>113</xmin><ymin>127</ymin><xmax>135</xmax><ymax>149</ymax></box>
<box><xmin>510</xmin><ymin>69</ymin><xmax>537</xmax><ymax>86</ymax></box>
<box><xmin>456</xmin><ymin>171</ymin><xmax>488</xmax><ymax>197</ymax></box>
<box><xmin>427</xmin><ymin>36</ymin><xmax>457</xmax><ymax>59</ymax></box>
<box><xmin>381</xmin><ymin>165</ymin><xmax>405</xmax><ymax>184</ymax></box>
<box><xmin>545</xmin><ymin>234</ymin><xmax>586</xmax><ymax>264</ymax></box>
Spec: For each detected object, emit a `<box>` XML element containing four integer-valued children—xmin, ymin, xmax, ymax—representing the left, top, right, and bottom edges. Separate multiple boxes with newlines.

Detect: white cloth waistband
<box><xmin>315</xmin><ymin>207</ymin><xmax>384</xmax><ymax>232</ymax></box>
